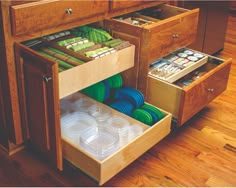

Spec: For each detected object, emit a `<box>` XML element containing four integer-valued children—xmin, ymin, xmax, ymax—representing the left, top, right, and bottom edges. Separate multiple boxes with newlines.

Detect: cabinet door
<box><xmin>0</xmin><ymin>81</ymin><xmax>8</xmax><ymax>148</ymax></box>
<box><xmin>15</xmin><ymin>44</ymin><xmax>62</xmax><ymax>170</ymax></box>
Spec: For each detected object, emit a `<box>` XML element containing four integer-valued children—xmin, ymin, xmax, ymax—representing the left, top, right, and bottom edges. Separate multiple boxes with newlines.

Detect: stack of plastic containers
<box><xmin>60</xmin><ymin>112</ymin><xmax>97</xmax><ymax>143</ymax></box>
<box><xmin>79</xmin><ymin>126</ymin><xmax>119</xmax><ymax>160</ymax></box>
<box><xmin>60</xmin><ymin>92</ymin><xmax>145</xmax><ymax>161</ymax></box>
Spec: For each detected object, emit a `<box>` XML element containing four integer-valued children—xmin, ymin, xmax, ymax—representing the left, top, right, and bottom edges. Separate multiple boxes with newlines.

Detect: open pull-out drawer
<box><xmin>147</xmin><ymin>49</ymin><xmax>232</xmax><ymax>127</ymax></box>
<box><xmin>16</xmin><ymin>35</ymin><xmax>135</xmax><ymax>99</ymax></box>
<box><xmin>103</xmin><ymin>3</ymin><xmax>199</xmax><ymax>96</ymax></box>
<box><xmin>61</xmin><ymin>94</ymin><xmax>172</xmax><ymax>185</ymax></box>
<box><xmin>104</xmin><ymin>3</ymin><xmax>199</xmax><ymax>62</ymax></box>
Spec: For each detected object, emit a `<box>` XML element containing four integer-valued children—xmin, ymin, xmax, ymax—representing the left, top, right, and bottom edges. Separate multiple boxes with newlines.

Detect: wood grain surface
<box><xmin>0</xmin><ymin>11</ymin><xmax>235</xmax><ymax>188</ymax></box>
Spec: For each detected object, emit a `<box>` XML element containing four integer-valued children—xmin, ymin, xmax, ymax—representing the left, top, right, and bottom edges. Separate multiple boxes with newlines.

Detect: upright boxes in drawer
<box><xmin>103</xmin><ymin>3</ymin><xmax>199</xmax><ymax>96</ymax></box>
<box><xmin>18</xmin><ymin>26</ymin><xmax>135</xmax><ymax>99</ymax></box>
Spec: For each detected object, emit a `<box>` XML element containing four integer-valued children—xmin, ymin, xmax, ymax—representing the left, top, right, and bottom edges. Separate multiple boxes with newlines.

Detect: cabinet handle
<box><xmin>207</xmin><ymin>88</ymin><xmax>214</xmax><ymax>92</ymax></box>
<box><xmin>43</xmin><ymin>76</ymin><xmax>52</xmax><ymax>83</ymax></box>
<box><xmin>172</xmin><ymin>34</ymin><xmax>179</xmax><ymax>39</ymax></box>
<box><xmin>65</xmin><ymin>8</ymin><xmax>73</xmax><ymax>15</ymax></box>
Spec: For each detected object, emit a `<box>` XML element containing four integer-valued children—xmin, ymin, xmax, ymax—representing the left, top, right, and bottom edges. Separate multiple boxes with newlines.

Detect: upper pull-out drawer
<box><xmin>10</xmin><ymin>0</ymin><xmax>109</xmax><ymax>36</ymax></box>
<box><xmin>16</xmin><ymin>29</ymin><xmax>135</xmax><ymax>99</ymax></box>
<box><xmin>104</xmin><ymin>4</ymin><xmax>199</xmax><ymax>62</ymax></box>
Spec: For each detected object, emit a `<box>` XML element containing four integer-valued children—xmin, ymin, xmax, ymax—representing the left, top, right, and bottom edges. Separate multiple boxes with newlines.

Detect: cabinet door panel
<box><xmin>16</xmin><ymin>44</ymin><xmax>62</xmax><ymax>170</ymax></box>
<box><xmin>0</xmin><ymin>81</ymin><xmax>8</xmax><ymax>148</ymax></box>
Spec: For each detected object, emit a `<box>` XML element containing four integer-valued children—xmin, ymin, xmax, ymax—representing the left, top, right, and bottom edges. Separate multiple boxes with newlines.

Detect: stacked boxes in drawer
<box><xmin>148</xmin><ymin>48</ymin><xmax>208</xmax><ymax>83</ymax></box>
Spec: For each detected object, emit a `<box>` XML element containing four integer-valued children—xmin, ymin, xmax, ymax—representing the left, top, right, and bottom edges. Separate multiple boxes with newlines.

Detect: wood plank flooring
<box><xmin>0</xmin><ymin>12</ymin><xmax>236</xmax><ymax>187</ymax></box>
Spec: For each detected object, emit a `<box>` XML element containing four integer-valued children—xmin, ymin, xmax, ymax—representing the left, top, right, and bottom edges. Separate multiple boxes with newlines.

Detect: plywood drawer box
<box><xmin>147</xmin><ymin>53</ymin><xmax>232</xmax><ymax>126</ymax></box>
<box><xmin>62</xmin><ymin>94</ymin><xmax>172</xmax><ymax>185</ymax></box>
<box><xmin>103</xmin><ymin>3</ymin><xmax>199</xmax><ymax>96</ymax></box>
<box><xmin>10</xmin><ymin>0</ymin><xmax>109</xmax><ymax>36</ymax></box>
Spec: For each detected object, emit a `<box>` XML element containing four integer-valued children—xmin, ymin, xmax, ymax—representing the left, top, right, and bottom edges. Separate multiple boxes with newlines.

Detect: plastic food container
<box><xmin>128</xmin><ymin>124</ymin><xmax>144</xmax><ymax>142</ymax></box>
<box><xmin>71</xmin><ymin>97</ymin><xmax>97</xmax><ymax>113</ymax></box>
<box><xmin>60</xmin><ymin>112</ymin><xmax>97</xmax><ymax>143</ymax></box>
<box><xmin>88</xmin><ymin>104</ymin><xmax>112</xmax><ymax>126</ymax></box>
<box><xmin>60</xmin><ymin>99</ymin><xmax>71</xmax><ymax>117</ymax></box>
<box><xmin>79</xmin><ymin>127</ymin><xmax>119</xmax><ymax>160</ymax></box>
<box><xmin>106</xmin><ymin>115</ymin><xmax>130</xmax><ymax>147</ymax></box>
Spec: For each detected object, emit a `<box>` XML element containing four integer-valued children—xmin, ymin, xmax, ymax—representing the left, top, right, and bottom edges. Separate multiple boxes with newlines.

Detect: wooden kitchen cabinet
<box><xmin>15</xmin><ymin>26</ymin><xmax>172</xmax><ymax>184</ymax></box>
<box><xmin>0</xmin><ymin>0</ymin><xmax>232</xmax><ymax>185</ymax></box>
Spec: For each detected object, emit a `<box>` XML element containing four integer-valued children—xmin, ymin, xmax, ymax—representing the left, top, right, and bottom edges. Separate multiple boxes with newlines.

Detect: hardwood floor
<box><xmin>0</xmin><ymin>12</ymin><xmax>236</xmax><ymax>188</ymax></box>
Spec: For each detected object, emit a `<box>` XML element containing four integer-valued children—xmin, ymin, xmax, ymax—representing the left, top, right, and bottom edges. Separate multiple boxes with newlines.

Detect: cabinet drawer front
<box><xmin>148</xmin><ymin>7</ymin><xmax>199</xmax><ymax>62</ymax></box>
<box><xmin>179</xmin><ymin>60</ymin><xmax>231</xmax><ymax>125</ymax></box>
<box><xmin>62</xmin><ymin>98</ymin><xmax>172</xmax><ymax>185</ymax></box>
<box><xmin>11</xmin><ymin>0</ymin><xmax>109</xmax><ymax>36</ymax></box>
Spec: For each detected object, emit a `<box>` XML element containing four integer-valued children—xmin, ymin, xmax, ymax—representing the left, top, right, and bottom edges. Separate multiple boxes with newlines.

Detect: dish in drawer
<box><xmin>148</xmin><ymin>48</ymin><xmax>208</xmax><ymax>83</ymax></box>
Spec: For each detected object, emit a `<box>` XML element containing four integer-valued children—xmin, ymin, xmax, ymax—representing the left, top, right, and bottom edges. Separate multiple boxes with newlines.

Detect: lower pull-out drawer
<box><xmin>61</xmin><ymin>94</ymin><xmax>172</xmax><ymax>185</ymax></box>
<box><xmin>147</xmin><ymin>49</ymin><xmax>232</xmax><ymax>126</ymax></box>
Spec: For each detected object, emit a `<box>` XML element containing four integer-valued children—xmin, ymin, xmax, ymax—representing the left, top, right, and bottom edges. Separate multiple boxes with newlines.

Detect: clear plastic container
<box><xmin>71</xmin><ymin>97</ymin><xmax>97</xmax><ymax>113</ymax></box>
<box><xmin>106</xmin><ymin>115</ymin><xmax>130</xmax><ymax>147</ymax></box>
<box><xmin>128</xmin><ymin>124</ymin><xmax>144</xmax><ymax>142</ymax></box>
<box><xmin>79</xmin><ymin>127</ymin><xmax>119</xmax><ymax>160</ymax></box>
<box><xmin>60</xmin><ymin>99</ymin><xmax>71</xmax><ymax>117</ymax></box>
<box><xmin>60</xmin><ymin>112</ymin><xmax>97</xmax><ymax>143</ymax></box>
<box><xmin>88</xmin><ymin>104</ymin><xmax>112</xmax><ymax>127</ymax></box>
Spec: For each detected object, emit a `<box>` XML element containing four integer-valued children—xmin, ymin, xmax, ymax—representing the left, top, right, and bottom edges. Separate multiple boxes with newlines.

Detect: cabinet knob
<box><xmin>207</xmin><ymin>88</ymin><xmax>214</xmax><ymax>92</ymax></box>
<box><xmin>65</xmin><ymin>8</ymin><xmax>73</xmax><ymax>14</ymax></box>
<box><xmin>43</xmin><ymin>76</ymin><xmax>52</xmax><ymax>83</ymax></box>
<box><xmin>172</xmin><ymin>34</ymin><xmax>179</xmax><ymax>39</ymax></box>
